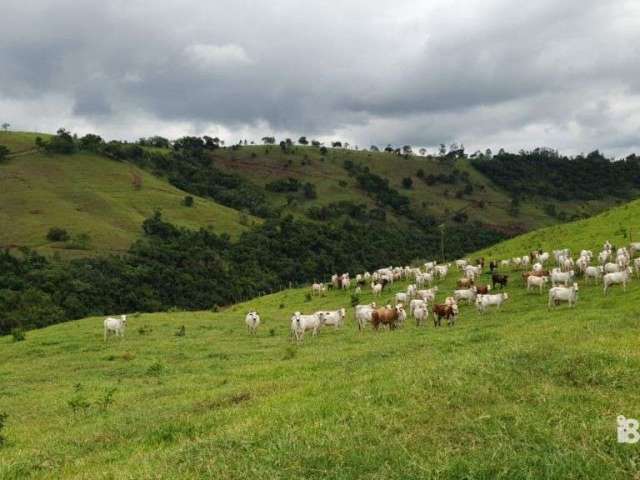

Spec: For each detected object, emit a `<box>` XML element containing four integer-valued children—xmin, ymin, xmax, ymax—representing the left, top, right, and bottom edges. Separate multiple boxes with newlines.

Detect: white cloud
<box><xmin>183</xmin><ymin>43</ymin><xmax>253</xmax><ymax>69</ymax></box>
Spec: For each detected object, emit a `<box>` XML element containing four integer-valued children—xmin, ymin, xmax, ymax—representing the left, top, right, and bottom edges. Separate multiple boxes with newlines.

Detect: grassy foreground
<box><xmin>1</xmin><ymin>253</ymin><xmax>640</xmax><ymax>478</ymax></box>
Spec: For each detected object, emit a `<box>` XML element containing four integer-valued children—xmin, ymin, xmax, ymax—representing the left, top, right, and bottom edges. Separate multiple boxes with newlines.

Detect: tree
<box><xmin>261</xmin><ymin>136</ymin><xmax>275</xmax><ymax>145</ymax></box>
<box><xmin>311</xmin><ymin>140</ymin><xmax>321</xmax><ymax>147</ymax></box>
<box><xmin>419</xmin><ymin>148</ymin><xmax>426</xmax><ymax>156</ymax></box>
<box><xmin>42</xmin><ymin>128</ymin><xmax>76</xmax><ymax>154</ymax></box>
<box><xmin>331</xmin><ymin>141</ymin><xmax>342</xmax><ymax>148</ymax></box>
<box><xmin>79</xmin><ymin>133</ymin><xmax>103</xmax><ymax>152</ymax></box>
<box><xmin>298</xmin><ymin>136</ymin><xmax>308</xmax><ymax>145</ymax></box>
<box><xmin>370</xmin><ymin>145</ymin><xmax>379</xmax><ymax>152</ymax></box>
<box><xmin>1</xmin><ymin>123</ymin><xmax>9</xmax><ymax>132</ymax></box>
<box><xmin>401</xmin><ymin>177</ymin><xmax>413</xmax><ymax>189</ymax></box>
<box><xmin>319</xmin><ymin>146</ymin><xmax>328</xmax><ymax>155</ymax></box>
<box><xmin>46</xmin><ymin>227</ymin><xmax>69</xmax><ymax>242</ymax></box>
<box><xmin>438</xmin><ymin>144</ymin><xmax>447</xmax><ymax>156</ymax></box>
<box><xmin>402</xmin><ymin>145</ymin><xmax>412</xmax><ymax>155</ymax></box>
<box><xmin>183</xmin><ymin>195</ymin><xmax>194</xmax><ymax>207</ymax></box>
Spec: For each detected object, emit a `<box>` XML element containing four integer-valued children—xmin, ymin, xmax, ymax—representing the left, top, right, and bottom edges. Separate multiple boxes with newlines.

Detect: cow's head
<box><xmin>121</xmin><ymin>314</ymin><xmax>127</xmax><ymax>325</ymax></box>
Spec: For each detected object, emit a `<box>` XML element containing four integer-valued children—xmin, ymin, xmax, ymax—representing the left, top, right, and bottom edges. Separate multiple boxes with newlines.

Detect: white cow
<box><xmin>584</xmin><ymin>266</ymin><xmax>604</xmax><ymax>284</ymax></box>
<box><xmin>371</xmin><ymin>282</ymin><xmax>383</xmax><ymax>296</ymax></box>
<box><xmin>434</xmin><ymin>265</ymin><xmax>449</xmax><ymax>279</ymax></box>
<box><xmin>417</xmin><ymin>287</ymin><xmax>439</xmax><ymax>302</ymax></box>
<box><xmin>603</xmin><ymin>268</ymin><xmax>632</xmax><ymax>295</ymax></box>
<box><xmin>104</xmin><ymin>315</ymin><xmax>127</xmax><ymax>341</ymax></box>
<box><xmin>316</xmin><ymin>308</ymin><xmax>346</xmax><ymax>328</ymax></box>
<box><xmin>311</xmin><ymin>283</ymin><xmax>326</xmax><ymax>296</ymax></box>
<box><xmin>406</xmin><ymin>284</ymin><xmax>417</xmax><ymax>298</ymax></box>
<box><xmin>475</xmin><ymin>293</ymin><xmax>508</xmax><ymax>312</ymax></box>
<box><xmin>395</xmin><ymin>292</ymin><xmax>408</xmax><ymax>304</ymax></box>
<box><xmin>526</xmin><ymin>275</ymin><xmax>549</xmax><ymax>294</ymax></box>
<box><xmin>551</xmin><ymin>269</ymin><xmax>574</xmax><ymax>286</ymax></box>
<box><xmin>548</xmin><ymin>283</ymin><xmax>579</xmax><ymax>308</ymax></box>
<box><xmin>455</xmin><ymin>259</ymin><xmax>468</xmax><ymax>270</ymax></box>
<box><xmin>604</xmin><ymin>262</ymin><xmax>621</xmax><ymax>274</ymax></box>
<box><xmin>409</xmin><ymin>299</ymin><xmax>426</xmax><ymax>317</ymax></box>
<box><xmin>245</xmin><ymin>311</ymin><xmax>261</xmax><ymax>334</ymax></box>
<box><xmin>414</xmin><ymin>304</ymin><xmax>429</xmax><ymax>326</ymax></box>
<box><xmin>635</xmin><ymin>258</ymin><xmax>640</xmax><ymax>278</ymax></box>
<box><xmin>355</xmin><ymin>303</ymin><xmax>376</xmax><ymax>331</ymax></box>
<box><xmin>290</xmin><ymin>312</ymin><xmax>326</xmax><ymax>342</ymax></box>
<box><xmin>453</xmin><ymin>288</ymin><xmax>477</xmax><ymax>305</ymax></box>
<box><xmin>532</xmin><ymin>262</ymin><xmax>543</xmax><ymax>273</ymax></box>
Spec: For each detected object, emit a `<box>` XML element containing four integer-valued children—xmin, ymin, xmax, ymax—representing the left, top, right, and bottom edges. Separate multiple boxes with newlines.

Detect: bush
<box><xmin>0</xmin><ymin>145</ymin><xmax>9</xmax><ymax>163</ymax></box>
<box><xmin>65</xmin><ymin>233</ymin><xmax>92</xmax><ymax>250</ymax></box>
<box><xmin>11</xmin><ymin>328</ymin><xmax>25</xmax><ymax>342</ymax></box>
<box><xmin>0</xmin><ymin>412</ymin><xmax>8</xmax><ymax>446</ymax></box>
<box><xmin>41</xmin><ymin>128</ymin><xmax>76</xmax><ymax>154</ymax></box>
<box><xmin>183</xmin><ymin>195</ymin><xmax>194</xmax><ymax>207</ymax></box>
<box><xmin>46</xmin><ymin>227</ymin><xmax>69</xmax><ymax>242</ymax></box>
<box><xmin>302</xmin><ymin>182</ymin><xmax>317</xmax><ymax>199</ymax></box>
<box><xmin>402</xmin><ymin>177</ymin><xmax>413</xmax><ymax>189</ymax></box>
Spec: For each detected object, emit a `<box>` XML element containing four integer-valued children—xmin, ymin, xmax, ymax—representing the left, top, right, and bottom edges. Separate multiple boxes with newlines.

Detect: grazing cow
<box><xmin>635</xmin><ymin>258</ymin><xmax>640</xmax><ymax>278</ymax></box>
<box><xmin>475</xmin><ymin>293</ymin><xmax>508</xmax><ymax>312</ymax></box>
<box><xmin>629</xmin><ymin>242</ymin><xmax>640</xmax><ymax>257</ymax></box>
<box><xmin>603</xmin><ymin>268</ymin><xmax>632</xmax><ymax>295</ymax></box>
<box><xmin>475</xmin><ymin>284</ymin><xmax>491</xmax><ymax>295</ymax></box>
<box><xmin>371</xmin><ymin>304</ymin><xmax>405</xmax><ymax>330</ymax></box>
<box><xmin>290</xmin><ymin>312</ymin><xmax>326</xmax><ymax>342</ymax></box>
<box><xmin>604</xmin><ymin>262</ymin><xmax>621</xmax><ymax>273</ymax></box>
<box><xmin>454</xmin><ymin>288</ymin><xmax>477</xmax><ymax>305</ymax></box>
<box><xmin>526</xmin><ymin>275</ymin><xmax>549</xmax><ymax>294</ymax></box>
<box><xmin>500</xmin><ymin>259</ymin><xmax>510</xmax><ymax>269</ymax></box>
<box><xmin>548</xmin><ymin>283</ymin><xmax>579</xmax><ymax>308</ymax></box>
<box><xmin>371</xmin><ymin>282</ymin><xmax>383</xmax><ymax>296</ymax></box>
<box><xmin>598</xmin><ymin>251</ymin><xmax>611</xmax><ymax>265</ymax></box>
<box><xmin>104</xmin><ymin>315</ymin><xmax>127</xmax><ymax>341</ymax></box>
<box><xmin>311</xmin><ymin>283</ymin><xmax>326</xmax><ymax>296</ymax></box>
<box><xmin>432</xmin><ymin>303</ymin><xmax>458</xmax><ymax>327</ymax></box>
<box><xmin>434</xmin><ymin>264</ymin><xmax>449</xmax><ymax>279</ymax></box>
<box><xmin>522</xmin><ymin>270</ymin><xmax>548</xmax><ymax>286</ymax></box>
<box><xmin>551</xmin><ymin>269</ymin><xmax>574</xmax><ymax>287</ymax></box>
<box><xmin>455</xmin><ymin>259</ymin><xmax>468</xmax><ymax>270</ymax></box>
<box><xmin>414</xmin><ymin>304</ymin><xmax>429</xmax><ymax>326</ymax></box>
<box><xmin>584</xmin><ymin>266</ymin><xmax>604</xmax><ymax>284</ymax></box>
<box><xmin>416</xmin><ymin>287</ymin><xmax>438</xmax><ymax>302</ymax></box>
<box><xmin>355</xmin><ymin>303</ymin><xmax>376</xmax><ymax>331</ymax></box>
<box><xmin>532</xmin><ymin>262</ymin><xmax>543</xmax><ymax>273</ymax></box>
<box><xmin>341</xmin><ymin>277</ymin><xmax>351</xmax><ymax>289</ymax></box>
<box><xmin>409</xmin><ymin>299</ymin><xmax>427</xmax><ymax>317</ymax></box>
<box><xmin>406</xmin><ymin>284</ymin><xmax>417</xmax><ymax>298</ymax></box>
<box><xmin>395</xmin><ymin>292</ymin><xmax>408</xmax><ymax>304</ymax></box>
<box><xmin>245</xmin><ymin>311</ymin><xmax>261</xmax><ymax>335</ymax></box>
<box><xmin>316</xmin><ymin>308</ymin><xmax>346</xmax><ymax>328</ymax></box>
<box><xmin>492</xmin><ymin>273</ymin><xmax>509</xmax><ymax>289</ymax></box>
<box><xmin>457</xmin><ymin>277</ymin><xmax>474</xmax><ymax>289</ymax></box>
<box><xmin>331</xmin><ymin>274</ymin><xmax>341</xmax><ymax>289</ymax></box>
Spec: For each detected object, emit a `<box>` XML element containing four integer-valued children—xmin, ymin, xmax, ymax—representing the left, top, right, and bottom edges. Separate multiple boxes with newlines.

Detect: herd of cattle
<box><xmin>103</xmin><ymin>241</ymin><xmax>640</xmax><ymax>343</ymax></box>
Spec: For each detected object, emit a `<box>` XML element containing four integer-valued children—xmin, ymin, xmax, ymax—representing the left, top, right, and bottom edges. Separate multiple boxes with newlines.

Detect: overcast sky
<box><xmin>2</xmin><ymin>0</ymin><xmax>640</xmax><ymax>156</ymax></box>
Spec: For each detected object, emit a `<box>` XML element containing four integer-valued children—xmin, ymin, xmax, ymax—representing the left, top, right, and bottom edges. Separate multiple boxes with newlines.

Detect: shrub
<box><xmin>65</xmin><ymin>233</ymin><xmax>92</xmax><ymax>250</ymax></box>
<box><xmin>0</xmin><ymin>412</ymin><xmax>7</xmax><ymax>446</ymax></box>
<box><xmin>0</xmin><ymin>145</ymin><xmax>9</xmax><ymax>163</ymax></box>
<box><xmin>46</xmin><ymin>227</ymin><xmax>69</xmax><ymax>242</ymax></box>
<box><xmin>302</xmin><ymin>182</ymin><xmax>317</xmax><ymax>199</ymax></box>
<box><xmin>402</xmin><ymin>177</ymin><xmax>413</xmax><ymax>189</ymax></box>
<box><xmin>11</xmin><ymin>328</ymin><xmax>25</xmax><ymax>342</ymax></box>
<box><xmin>183</xmin><ymin>195</ymin><xmax>194</xmax><ymax>207</ymax></box>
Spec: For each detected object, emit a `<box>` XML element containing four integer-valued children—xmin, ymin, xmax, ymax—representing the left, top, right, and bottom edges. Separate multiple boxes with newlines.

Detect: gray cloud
<box><xmin>1</xmin><ymin>0</ymin><xmax>639</xmax><ymax>156</ymax></box>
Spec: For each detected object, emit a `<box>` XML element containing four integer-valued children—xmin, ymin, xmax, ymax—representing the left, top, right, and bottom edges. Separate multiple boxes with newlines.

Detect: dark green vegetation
<box><xmin>0</xmin><ymin>211</ymin><xmax>502</xmax><ymax>335</ymax></box>
<box><xmin>1</xmin><ymin>239</ymin><xmax>640</xmax><ymax>478</ymax></box>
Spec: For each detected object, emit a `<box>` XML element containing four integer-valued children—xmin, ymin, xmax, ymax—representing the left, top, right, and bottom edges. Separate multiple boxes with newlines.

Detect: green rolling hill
<box><xmin>0</xmin><ymin>132</ymin><xmax>257</xmax><ymax>257</ymax></box>
<box><xmin>1</xmin><ymin>199</ymin><xmax>639</xmax><ymax>478</ymax></box>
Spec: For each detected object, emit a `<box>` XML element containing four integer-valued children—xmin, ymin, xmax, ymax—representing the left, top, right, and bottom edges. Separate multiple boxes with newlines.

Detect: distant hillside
<box><xmin>0</xmin><ymin>132</ymin><xmax>257</xmax><ymax>256</ymax></box>
<box><xmin>474</xmin><ymin>197</ymin><xmax>640</xmax><ymax>259</ymax></box>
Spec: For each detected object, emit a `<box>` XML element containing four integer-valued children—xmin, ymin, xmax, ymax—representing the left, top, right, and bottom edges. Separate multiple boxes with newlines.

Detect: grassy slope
<box><xmin>2</xmin><ymin>204</ymin><xmax>640</xmax><ymax>478</ymax></box>
<box><xmin>0</xmin><ymin>133</ymin><xmax>257</xmax><ymax>256</ymax></box>
<box><xmin>474</xmin><ymin>197</ymin><xmax>640</xmax><ymax>259</ymax></box>
<box><xmin>212</xmin><ymin>145</ymin><xmax>618</xmax><ymax>231</ymax></box>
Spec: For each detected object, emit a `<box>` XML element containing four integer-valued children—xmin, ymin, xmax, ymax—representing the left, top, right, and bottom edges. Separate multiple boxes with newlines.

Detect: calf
<box><xmin>584</xmin><ymin>266</ymin><xmax>603</xmax><ymax>284</ymax></box>
<box><xmin>414</xmin><ymin>304</ymin><xmax>429</xmax><ymax>326</ymax></box>
<box><xmin>417</xmin><ymin>287</ymin><xmax>439</xmax><ymax>302</ymax></box>
<box><xmin>551</xmin><ymin>269</ymin><xmax>574</xmax><ymax>287</ymax></box>
<box><xmin>475</xmin><ymin>284</ymin><xmax>492</xmax><ymax>295</ymax></box>
<box><xmin>432</xmin><ymin>303</ymin><xmax>458</xmax><ymax>327</ymax></box>
<box><xmin>409</xmin><ymin>299</ymin><xmax>427</xmax><ymax>317</ymax></box>
<box><xmin>526</xmin><ymin>275</ymin><xmax>549</xmax><ymax>294</ymax></box>
<box><xmin>371</xmin><ymin>282</ymin><xmax>383</xmax><ymax>296</ymax></box>
<box><xmin>104</xmin><ymin>314</ymin><xmax>127</xmax><ymax>341</ymax></box>
<box><xmin>245</xmin><ymin>311</ymin><xmax>261</xmax><ymax>335</ymax></box>
<box><xmin>457</xmin><ymin>277</ymin><xmax>474</xmax><ymax>289</ymax></box>
<box><xmin>491</xmin><ymin>273</ymin><xmax>509</xmax><ymax>289</ymax></box>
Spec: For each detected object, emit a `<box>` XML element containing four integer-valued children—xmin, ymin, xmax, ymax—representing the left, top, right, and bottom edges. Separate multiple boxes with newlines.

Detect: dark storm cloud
<box><xmin>1</xmin><ymin>0</ymin><xmax>639</xmax><ymax>155</ymax></box>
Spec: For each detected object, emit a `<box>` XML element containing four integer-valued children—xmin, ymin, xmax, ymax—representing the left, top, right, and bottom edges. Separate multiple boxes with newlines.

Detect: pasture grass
<box><xmin>2</xmin><ymin>252</ymin><xmax>640</xmax><ymax>478</ymax></box>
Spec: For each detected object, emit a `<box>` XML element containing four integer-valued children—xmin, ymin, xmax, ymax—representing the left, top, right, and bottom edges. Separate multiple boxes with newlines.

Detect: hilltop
<box><xmin>1</xmin><ymin>199</ymin><xmax>639</xmax><ymax>478</ymax></box>
<box><xmin>0</xmin><ymin>132</ymin><xmax>257</xmax><ymax>256</ymax></box>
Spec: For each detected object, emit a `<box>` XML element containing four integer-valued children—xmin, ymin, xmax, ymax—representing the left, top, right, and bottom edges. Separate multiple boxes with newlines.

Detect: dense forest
<box><xmin>471</xmin><ymin>148</ymin><xmax>640</xmax><ymax>201</ymax></box>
